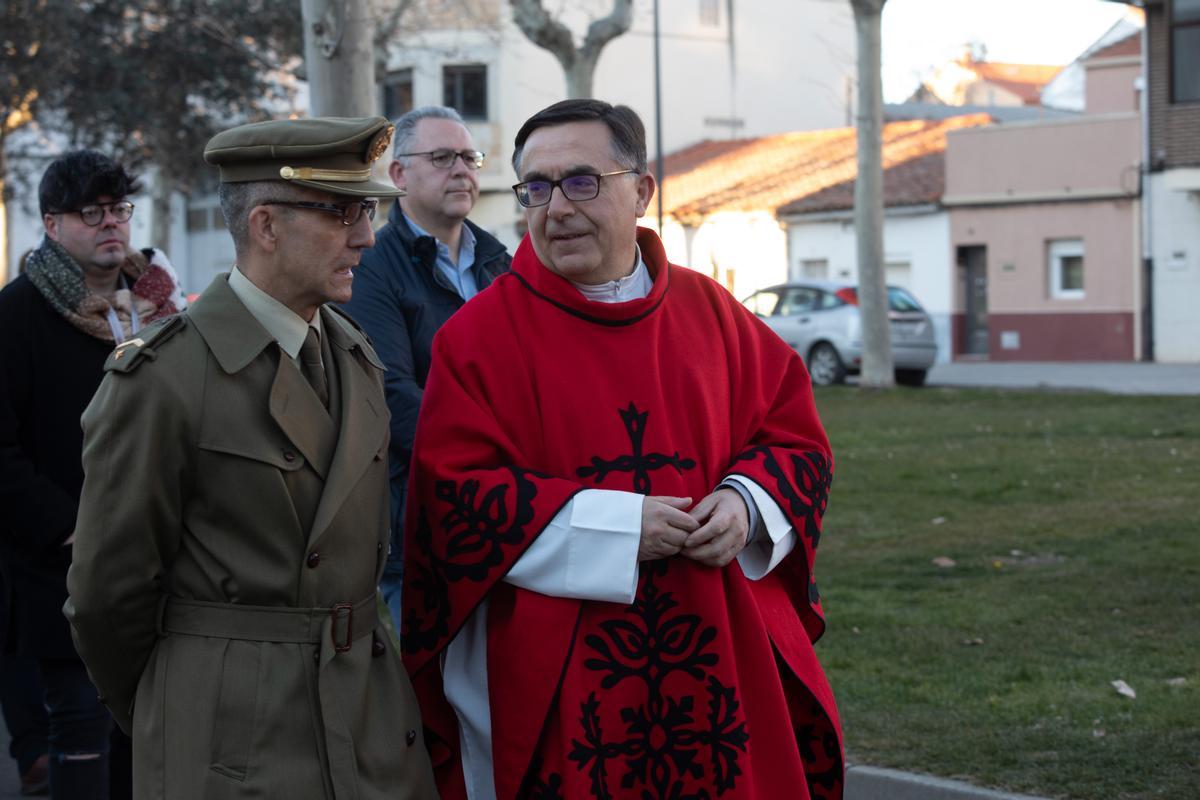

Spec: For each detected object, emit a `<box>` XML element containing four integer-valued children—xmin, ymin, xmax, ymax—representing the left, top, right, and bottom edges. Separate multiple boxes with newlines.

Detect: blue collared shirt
<box><xmin>405</xmin><ymin>216</ymin><xmax>479</xmax><ymax>300</ymax></box>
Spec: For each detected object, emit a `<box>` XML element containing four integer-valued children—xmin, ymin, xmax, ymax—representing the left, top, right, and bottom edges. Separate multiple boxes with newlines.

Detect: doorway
<box><xmin>957</xmin><ymin>245</ymin><xmax>989</xmax><ymax>356</ymax></box>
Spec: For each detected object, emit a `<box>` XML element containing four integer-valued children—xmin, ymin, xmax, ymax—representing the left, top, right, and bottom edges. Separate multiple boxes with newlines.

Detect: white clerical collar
<box><xmin>228</xmin><ymin>266</ymin><xmax>322</xmax><ymax>361</ymax></box>
<box><xmin>570</xmin><ymin>246</ymin><xmax>652</xmax><ymax>304</ymax></box>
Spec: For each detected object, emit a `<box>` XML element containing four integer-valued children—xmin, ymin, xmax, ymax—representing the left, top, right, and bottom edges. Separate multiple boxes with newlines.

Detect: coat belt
<box><xmin>160</xmin><ymin>593</ymin><xmax>381</xmax><ymax>798</ymax></box>
<box><xmin>160</xmin><ymin>594</ymin><xmax>376</xmax><ymax>652</ymax></box>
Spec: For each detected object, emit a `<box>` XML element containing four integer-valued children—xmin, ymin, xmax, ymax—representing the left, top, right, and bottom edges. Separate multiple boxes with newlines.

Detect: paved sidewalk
<box><xmin>0</xmin><ymin>741</ymin><xmax>1060</xmax><ymax>799</ymax></box>
<box><xmin>927</xmin><ymin>361</ymin><xmax>1200</xmax><ymax>395</ymax></box>
<box><xmin>847</xmin><ymin>765</ymin><xmax>1053</xmax><ymax>800</ymax></box>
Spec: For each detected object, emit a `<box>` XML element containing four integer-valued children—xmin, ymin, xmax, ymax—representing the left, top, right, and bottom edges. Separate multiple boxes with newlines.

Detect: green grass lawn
<box><xmin>812</xmin><ymin>387</ymin><xmax>1199</xmax><ymax>800</ymax></box>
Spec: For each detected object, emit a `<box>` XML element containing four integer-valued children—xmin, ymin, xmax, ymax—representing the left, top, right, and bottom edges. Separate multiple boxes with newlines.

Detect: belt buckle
<box><xmin>331</xmin><ymin>602</ymin><xmax>354</xmax><ymax>653</ymax></box>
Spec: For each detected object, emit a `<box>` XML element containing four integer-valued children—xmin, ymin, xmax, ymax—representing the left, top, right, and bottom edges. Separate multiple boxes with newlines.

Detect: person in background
<box><xmin>341</xmin><ymin>105</ymin><xmax>510</xmax><ymax>629</ymax></box>
<box><xmin>0</xmin><ymin>149</ymin><xmax>183</xmax><ymax>798</ymax></box>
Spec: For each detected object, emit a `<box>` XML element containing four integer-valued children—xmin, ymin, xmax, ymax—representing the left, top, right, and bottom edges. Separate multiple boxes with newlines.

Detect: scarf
<box><xmin>24</xmin><ymin>237</ymin><xmax>185</xmax><ymax>343</ymax></box>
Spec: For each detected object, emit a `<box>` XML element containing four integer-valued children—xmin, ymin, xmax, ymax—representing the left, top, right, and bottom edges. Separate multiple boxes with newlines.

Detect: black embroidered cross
<box><xmin>577</xmin><ymin>403</ymin><xmax>696</xmax><ymax>494</ymax></box>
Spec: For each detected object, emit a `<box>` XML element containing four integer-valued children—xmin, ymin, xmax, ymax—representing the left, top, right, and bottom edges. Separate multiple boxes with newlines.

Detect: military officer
<box><xmin>64</xmin><ymin>117</ymin><xmax>437</xmax><ymax>799</ymax></box>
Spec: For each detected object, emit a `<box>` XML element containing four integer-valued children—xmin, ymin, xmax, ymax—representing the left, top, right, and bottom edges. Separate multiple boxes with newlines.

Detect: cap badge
<box><xmin>367</xmin><ymin>125</ymin><xmax>395</xmax><ymax>163</ymax></box>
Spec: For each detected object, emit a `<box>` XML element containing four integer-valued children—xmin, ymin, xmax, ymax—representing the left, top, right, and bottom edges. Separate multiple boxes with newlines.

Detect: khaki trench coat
<box><xmin>64</xmin><ymin>275</ymin><xmax>437</xmax><ymax>800</ymax></box>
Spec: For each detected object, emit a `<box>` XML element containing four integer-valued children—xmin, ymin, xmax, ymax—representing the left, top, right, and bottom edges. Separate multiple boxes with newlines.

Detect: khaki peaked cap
<box><xmin>204</xmin><ymin>116</ymin><xmax>403</xmax><ymax>198</ymax></box>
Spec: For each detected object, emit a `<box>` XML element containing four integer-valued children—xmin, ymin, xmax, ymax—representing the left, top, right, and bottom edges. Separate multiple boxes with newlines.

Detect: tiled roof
<box><xmin>971</xmin><ymin>62</ymin><xmax>1064</xmax><ymax>105</ymax></box>
<box><xmin>655</xmin><ymin>114</ymin><xmax>991</xmax><ymax>221</ymax></box>
<box><xmin>778</xmin><ymin>150</ymin><xmax>945</xmax><ymax>216</ymax></box>
<box><xmin>1088</xmin><ymin>32</ymin><xmax>1141</xmax><ymax>60</ymax></box>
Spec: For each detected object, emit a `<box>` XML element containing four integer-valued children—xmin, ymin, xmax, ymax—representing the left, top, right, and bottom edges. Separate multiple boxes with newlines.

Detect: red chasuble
<box><xmin>402</xmin><ymin>228</ymin><xmax>843</xmax><ymax>800</ymax></box>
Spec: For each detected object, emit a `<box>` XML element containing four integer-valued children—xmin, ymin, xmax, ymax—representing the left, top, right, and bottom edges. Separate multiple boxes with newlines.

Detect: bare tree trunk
<box><xmin>302</xmin><ymin>0</ymin><xmax>377</xmax><ymax>117</ymax></box>
<box><xmin>0</xmin><ymin>144</ymin><xmax>10</xmax><ymax>283</ymax></box>
<box><xmin>510</xmin><ymin>0</ymin><xmax>633</xmax><ymax>99</ymax></box>
<box><xmin>850</xmin><ymin>0</ymin><xmax>893</xmax><ymax>388</ymax></box>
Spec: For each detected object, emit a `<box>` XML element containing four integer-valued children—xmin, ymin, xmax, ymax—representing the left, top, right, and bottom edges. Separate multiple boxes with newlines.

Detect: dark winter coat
<box><xmin>340</xmin><ymin>204</ymin><xmax>510</xmax><ymax>575</ymax></box>
<box><xmin>0</xmin><ymin>274</ymin><xmax>113</xmax><ymax>659</ymax></box>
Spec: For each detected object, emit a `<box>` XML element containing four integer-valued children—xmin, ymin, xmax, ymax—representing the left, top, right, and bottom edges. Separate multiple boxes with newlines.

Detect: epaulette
<box><xmin>105</xmin><ymin>313</ymin><xmax>188</xmax><ymax>373</ymax></box>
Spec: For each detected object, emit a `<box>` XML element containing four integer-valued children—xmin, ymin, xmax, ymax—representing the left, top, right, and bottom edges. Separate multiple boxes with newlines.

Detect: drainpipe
<box><xmin>1138</xmin><ymin>8</ymin><xmax>1154</xmax><ymax>361</ymax></box>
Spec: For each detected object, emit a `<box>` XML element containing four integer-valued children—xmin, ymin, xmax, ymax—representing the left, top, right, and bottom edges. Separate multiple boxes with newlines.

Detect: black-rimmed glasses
<box><xmin>512</xmin><ymin>170</ymin><xmax>638</xmax><ymax>208</ymax></box>
<box><xmin>54</xmin><ymin>201</ymin><xmax>135</xmax><ymax>226</ymax></box>
<box><xmin>261</xmin><ymin>199</ymin><xmax>378</xmax><ymax>226</ymax></box>
<box><xmin>396</xmin><ymin>149</ymin><xmax>485</xmax><ymax>169</ymax></box>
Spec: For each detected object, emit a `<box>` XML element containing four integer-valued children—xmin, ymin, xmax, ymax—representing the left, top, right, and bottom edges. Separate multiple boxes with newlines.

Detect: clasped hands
<box><xmin>639</xmin><ymin>489</ymin><xmax>749</xmax><ymax>568</ymax></box>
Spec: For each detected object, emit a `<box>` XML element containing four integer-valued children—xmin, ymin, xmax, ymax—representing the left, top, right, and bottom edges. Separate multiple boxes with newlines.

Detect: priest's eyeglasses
<box><xmin>261</xmin><ymin>199</ymin><xmax>378</xmax><ymax>226</ymax></box>
<box><xmin>58</xmin><ymin>201</ymin><xmax>135</xmax><ymax>226</ymax></box>
<box><xmin>512</xmin><ymin>170</ymin><xmax>638</xmax><ymax>208</ymax></box>
<box><xmin>397</xmin><ymin>149</ymin><xmax>486</xmax><ymax>169</ymax></box>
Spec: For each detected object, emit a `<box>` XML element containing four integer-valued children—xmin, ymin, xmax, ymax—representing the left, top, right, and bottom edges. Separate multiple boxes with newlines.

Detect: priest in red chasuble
<box><xmin>402</xmin><ymin>99</ymin><xmax>843</xmax><ymax>800</ymax></box>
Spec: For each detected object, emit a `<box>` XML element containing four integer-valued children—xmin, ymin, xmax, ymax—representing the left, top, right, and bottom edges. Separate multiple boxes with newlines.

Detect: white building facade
<box><xmin>779</xmin><ymin>207</ymin><xmax>954</xmax><ymax>363</ymax></box>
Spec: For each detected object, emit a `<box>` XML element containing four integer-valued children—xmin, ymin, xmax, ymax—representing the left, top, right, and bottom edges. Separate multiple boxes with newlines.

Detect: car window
<box><xmin>778</xmin><ymin>287</ymin><xmax>819</xmax><ymax>315</ymax></box>
<box><xmin>888</xmin><ymin>287</ymin><xmax>924</xmax><ymax>312</ymax></box>
<box><xmin>743</xmin><ymin>291</ymin><xmax>780</xmax><ymax>317</ymax></box>
<box><xmin>816</xmin><ymin>291</ymin><xmax>844</xmax><ymax>310</ymax></box>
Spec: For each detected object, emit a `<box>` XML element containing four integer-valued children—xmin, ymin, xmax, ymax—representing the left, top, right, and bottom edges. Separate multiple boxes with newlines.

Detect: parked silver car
<box><xmin>742</xmin><ymin>281</ymin><xmax>938</xmax><ymax>387</ymax></box>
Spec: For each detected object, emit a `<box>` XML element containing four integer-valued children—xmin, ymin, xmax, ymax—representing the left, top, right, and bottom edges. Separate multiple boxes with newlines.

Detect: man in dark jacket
<box><xmin>341</xmin><ymin>105</ymin><xmax>511</xmax><ymax>627</ymax></box>
<box><xmin>0</xmin><ymin>150</ymin><xmax>183</xmax><ymax>798</ymax></box>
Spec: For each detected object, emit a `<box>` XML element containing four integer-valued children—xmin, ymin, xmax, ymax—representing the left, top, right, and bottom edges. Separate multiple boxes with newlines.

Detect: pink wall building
<box><xmin>942</xmin><ymin>46</ymin><xmax>1144</xmax><ymax>361</ymax></box>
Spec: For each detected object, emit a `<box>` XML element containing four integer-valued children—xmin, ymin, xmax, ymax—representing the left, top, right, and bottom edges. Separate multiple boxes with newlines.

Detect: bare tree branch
<box><xmin>509</xmin><ymin>0</ymin><xmax>633</xmax><ymax>97</ymax></box>
<box><xmin>510</xmin><ymin>0</ymin><xmax>577</xmax><ymax>69</ymax></box>
<box><xmin>580</xmin><ymin>0</ymin><xmax>633</xmax><ymax>64</ymax></box>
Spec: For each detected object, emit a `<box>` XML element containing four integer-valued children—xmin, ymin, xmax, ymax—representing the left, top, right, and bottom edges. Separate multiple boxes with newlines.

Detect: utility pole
<box><xmin>301</xmin><ymin>0</ymin><xmax>377</xmax><ymax>117</ymax></box>
<box><xmin>850</xmin><ymin>0</ymin><xmax>894</xmax><ymax>388</ymax></box>
<box><xmin>653</xmin><ymin>0</ymin><xmax>663</xmax><ymax>234</ymax></box>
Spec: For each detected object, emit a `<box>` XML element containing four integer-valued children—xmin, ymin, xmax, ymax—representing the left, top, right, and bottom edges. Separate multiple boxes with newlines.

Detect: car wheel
<box><xmin>807</xmin><ymin>342</ymin><xmax>846</xmax><ymax>386</ymax></box>
<box><xmin>895</xmin><ymin>368</ymin><xmax>927</xmax><ymax>387</ymax></box>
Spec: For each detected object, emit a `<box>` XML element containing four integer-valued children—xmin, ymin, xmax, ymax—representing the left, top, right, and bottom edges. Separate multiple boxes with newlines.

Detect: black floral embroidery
<box><xmin>736</xmin><ymin>447</ymin><xmax>832</xmax><ymax>547</ymax></box>
<box><xmin>794</xmin><ymin>697</ymin><xmax>844</xmax><ymax>800</ymax></box>
<box><xmin>583</xmin><ymin>582</ymin><xmax>717</xmax><ymax>694</ymax></box>
<box><xmin>578</xmin><ymin>403</ymin><xmax>697</xmax><ymax>494</ymax></box>
<box><xmin>399</xmin><ymin>509</ymin><xmax>450</xmax><ymax>654</ymax></box>
<box><xmin>401</xmin><ymin>467</ymin><xmax>539</xmax><ymax>654</ymax></box>
<box><xmin>699</xmin><ymin>677</ymin><xmax>749</xmax><ymax>793</ymax></box>
<box><xmin>435</xmin><ymin>478</ymin><xmax>522</xmax><ymax>582</ymax></box>
<box><xmin>524</xmin><ymin>770</ymin><xmax>566</xmax><ymax>800</ymax></box>
<box><xmin>570</xmin><ymin>574</ymin><xmax>747</xmax><ymax>798</ymax></box>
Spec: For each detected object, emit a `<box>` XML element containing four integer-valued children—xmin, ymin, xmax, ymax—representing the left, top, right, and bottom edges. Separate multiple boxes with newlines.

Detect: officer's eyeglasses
<box><xmin>397</xmin><ymin>149</ymin><xmax>485</xmax><ymax>170</ymax></box>
<box><xmin>512</xmin><ymin>170</ymin><xmax>638</xmax><ymax>208</ymax></box>
<box><xmin>261</xmin><ymin>199</ymin><xmax>378</xmax><ymax>226</ymax></box>
<box><xmin>58</xmin><ymin>201</ymin><xmax>135</xmax><ymax>226</ymax></box>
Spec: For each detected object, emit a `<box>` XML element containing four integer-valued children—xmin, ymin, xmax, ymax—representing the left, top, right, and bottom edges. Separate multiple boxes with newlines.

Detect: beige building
<box><xmin>942</xmin><ymin>26</ymin><xmax>1145</xmax><ymax>361</ymax></box>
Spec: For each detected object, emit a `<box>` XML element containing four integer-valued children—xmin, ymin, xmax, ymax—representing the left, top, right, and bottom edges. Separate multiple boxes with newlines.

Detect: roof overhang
<box><xmin>778</xmin><ymin>203</ymin><xmax>941</xmax><ymax>225</ymax></box>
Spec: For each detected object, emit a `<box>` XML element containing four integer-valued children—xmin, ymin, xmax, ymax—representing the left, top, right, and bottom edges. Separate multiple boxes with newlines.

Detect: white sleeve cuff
<box><xmin>504</xmin><ymin>489</ymin><xmax>642</xmax><ymax>604</ymax></box>
<box><xmin>725</xmin><ymin>475</ymin><xmax>797</xmax><ymax>580</ymax></box>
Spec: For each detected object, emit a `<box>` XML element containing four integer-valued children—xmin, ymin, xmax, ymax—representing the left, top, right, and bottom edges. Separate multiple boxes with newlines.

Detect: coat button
<box><xmin>405</xmin><ymin>729</ymin><xmax>417</xmax><ymax>747</ymax></box>
<box><xmin>306</xmin><ymin>551</ymin><xmax>321</xmax><ymax>568</ymax></box>
<box><xmin>283</xmin><ymin>450</ymin><xmax>296</xmax><ymax>462</ymax></box>
<box><xmin>372</xmin><ymin>631</ymin><xmax>386</xmax><ymax>658</ymax></box>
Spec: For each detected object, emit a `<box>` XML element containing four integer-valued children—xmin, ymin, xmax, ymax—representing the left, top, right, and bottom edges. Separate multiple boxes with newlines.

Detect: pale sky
<box><xmin>881</xmin><ymin>0</ymin><xmax>1135</xmax><ymax>102</ymax></box>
